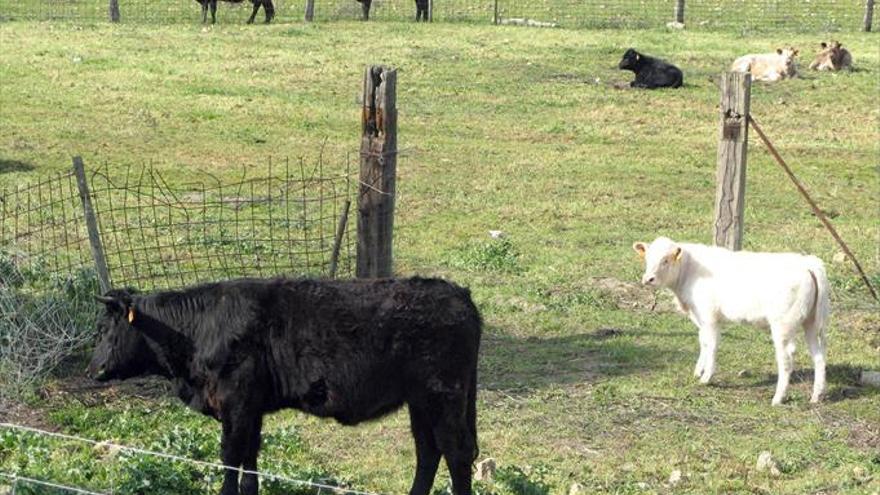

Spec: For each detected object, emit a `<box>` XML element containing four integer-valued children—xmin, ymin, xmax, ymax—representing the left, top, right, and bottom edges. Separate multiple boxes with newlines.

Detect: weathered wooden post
<box><xmin>865</xmin><ymin>0</ymin><xmax>875</xmax><ymax>31</ymax></box>
<box><xmin>73</xmin><ymin>156</ymin><xmax>112</xmax><ymax>293</ymax></box>
<box><xmin>674</xmin><ymin>0</ymin><xmax>685</xmax><ymax>24</ymax></box>
<box><xmin>108</xmin><ymin>0</ymin><xmax>120</xmax><ymax>22</ymax></box>
<box><xmin>357</xmin><ymin>66</ymin><xmax>397</xmax><ymax>278</ymax></box>
<box><xmin>304</xmin><ymin>0</ymin><xmax>314</xmax><ymax>21</ymax></box>
<box><xmin>713</xmin><ymin>72</ymin><xmax>751</xmax><ymax>251</ymax></box>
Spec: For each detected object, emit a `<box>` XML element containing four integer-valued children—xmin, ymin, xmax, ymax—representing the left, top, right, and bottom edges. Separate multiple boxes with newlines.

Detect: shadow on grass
<box><xmin>479</xmin><ymin>326</ymin><xmax>672</xmax><ymax>393</ymax></box>
<box><xmin>717</xmin><ymin>364</ymin><xmax>879</xmax><ymax>403</ymax></box>
<box><xmin>0</xmin><ymin>158</ymin><xmax>34</xmax><ymax>174</ymax></box>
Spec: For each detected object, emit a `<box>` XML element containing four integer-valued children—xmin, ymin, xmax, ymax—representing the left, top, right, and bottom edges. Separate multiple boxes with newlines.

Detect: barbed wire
<box><xmin>0</xmin><ymin>422</ymin><xmax>388</xmax><ymax>495</ymax></box>
<box><xmin>0</xmin><ymin>472</ymin><xmax>108</xmax><ymax>495</ymax></box>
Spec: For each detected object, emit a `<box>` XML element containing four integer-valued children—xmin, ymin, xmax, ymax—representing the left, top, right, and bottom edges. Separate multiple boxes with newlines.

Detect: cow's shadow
<box><xmin>0</xmin><ymin>158</ymin><xmax>34</xmax><ymax>174</ymax></box>
<box><xmin>478</xmin><ymin>326</ymin><xmax>673</xmax><ymax>394</ymax></box>
<box><xmin>713</xmin><ymin>364</ymin><xmax>879</xmax><ymax>403</ymax></box>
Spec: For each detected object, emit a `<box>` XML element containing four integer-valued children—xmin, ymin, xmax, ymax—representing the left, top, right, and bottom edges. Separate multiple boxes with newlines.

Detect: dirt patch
<box><xmin>0</xmin><ymin>376</ymin><xmax>171</xmax><ymax>429</ymax></box>
<box><xmin>591</xmin><ymin>277</ymin><xmax>677</xmax><ymax>313</ymax></box>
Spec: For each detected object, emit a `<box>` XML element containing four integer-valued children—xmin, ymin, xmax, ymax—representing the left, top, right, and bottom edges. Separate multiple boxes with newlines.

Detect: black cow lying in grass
<box><xmin>196</xmin><ymin>0</ymin><xmax>274</xmax><ymax>24</ymax></box>
<box><xmin>88</xmin><ymin>277</ymin><xmax>482</xmax><ymax>495</ymax></box>
<box><xmin>618</xmin><ymin>48</ymin><xmax>683</xmax><ymax>89</ymax></box>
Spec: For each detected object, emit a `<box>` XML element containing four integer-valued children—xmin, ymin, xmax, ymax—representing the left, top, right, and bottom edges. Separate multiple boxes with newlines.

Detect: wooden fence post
<box><xmin>304</xmin><ymin>0</ymin><xmax>314</xmax><ymax>21</ymax></box>
<box><xmin>73</xmin><ymin>156</ymin><xmax>112</xmax><ymax>293</ymax></box>
<box><xmin>713</xmin><ymin>72</ymin><xmax>751</xmax><ymax>251</ymax></box>
<box><xmin>108</xmin><ymin>0</ymin><xmax>120</xmax><ymax>22</ymax></box>
<box><xmin>865</xmin><ymin>0</ymin><xmax>875</xmax><ymax>31</ymax></box>
<box><xmin>674</xmin><ymin>0</ymin><xmax>685</xmax><ymax>24</ymax></box>
<box><xmin>357</xmin><ymin>66</ymin><xmax>397</xmax><ymax>278</ymax></box>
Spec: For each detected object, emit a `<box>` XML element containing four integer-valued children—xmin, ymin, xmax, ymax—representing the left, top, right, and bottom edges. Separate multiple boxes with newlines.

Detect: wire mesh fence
<box><xmin>0</xmin><ymin>156</ymin><xmax>355</xmax><ymax>293</ymax></box>
<box><xmin>0</xmin><ymin>0</ymin><xmax>871</xmax><ymax>31</ymax></box>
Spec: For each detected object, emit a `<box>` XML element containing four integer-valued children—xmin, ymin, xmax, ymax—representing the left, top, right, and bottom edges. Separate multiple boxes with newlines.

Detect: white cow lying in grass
<box><xmin>731</xmin><ymin>47</ymin><xmax>799</xmax><ymax>82</ymax></box>
<box><xmin>633</xmin><ymin>237</ymin><xmax>830</xmax><ymax>405</ymax></box>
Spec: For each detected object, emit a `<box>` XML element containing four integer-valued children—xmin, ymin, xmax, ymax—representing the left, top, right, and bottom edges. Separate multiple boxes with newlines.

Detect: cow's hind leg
<box><xmin>804</xmin><ymin>321</ymin><xmax>826</xmax><ymax>403</ymax></box>
<box><xmin>434</xmin><ymin>396</ymin><xmax>475</xmax><ymax>495</ymax></box>
<box><xmin>407</xmin><ymin>404</ymin><xmax>442</xmax><ymax>495</ymax></box>
<box><xmin>262</xmin><ymin>0</ymin><xmax>275</xmax><ymax>23</ymax></box>
<box><xmin>200</xmin><ymin>0</ymin><xmax>208</xmax><ymax>23</ymax></box>
<box><xmin>210</xmin><ymin>0</ymin><xmax>217</xmax><ymax>24</ymax></box>
<box><xmin>246</xmin><ymin>0</ymin><xmax>260</xmax><ymax>24</ymax></box>
<box><xmin>771</xmin><ymin>323</ymin><xmax>797</xmax><ymax>406</ymax></box>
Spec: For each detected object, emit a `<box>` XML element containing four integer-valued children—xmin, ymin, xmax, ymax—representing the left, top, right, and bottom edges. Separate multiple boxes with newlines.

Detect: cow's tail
<box><xmin>806</xmin><ymin>257</ymin><xmax>831</xmax><ymax>336</ymax></box>
<box><xmin>467</xmin><ymin>299</ymin><xmax>481</xmax><ymax>464</ymax></box>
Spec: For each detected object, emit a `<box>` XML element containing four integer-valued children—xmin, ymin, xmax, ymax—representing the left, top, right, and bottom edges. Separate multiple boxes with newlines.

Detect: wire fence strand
<box><xmin>0</xmin><ymin>0</ymin><xmax>870</xmax><ymax>31</ymax></box>
<box><xmin>0</xmin><ymin>423</ymin><xmax>387</xmax><ymax>495</ymax></box>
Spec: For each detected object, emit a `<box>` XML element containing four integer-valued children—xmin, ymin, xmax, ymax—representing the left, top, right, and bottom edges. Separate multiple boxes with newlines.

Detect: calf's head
<box><xmin>776</xmin><ymin>47</ymin><xmax>799</xmax><ymax>75</ymax></box>
<box><xmin>618</xmin><ymin>48</ymin><xmax>641</xmax><ymax>71</ymax></box>
<box><xmin>633</xmin><ymin>237</ymin><xmax>684</xmax><ymax>288</ymax></box>
<box><xmin>815</xmin><ymin>41</ymin><xmax>845</xmax><ymax>67</ymax></box>
<box><xmin>88</xmin><ymin>289</ymin><xmax>159</xmax><ymax>381</ymax></box>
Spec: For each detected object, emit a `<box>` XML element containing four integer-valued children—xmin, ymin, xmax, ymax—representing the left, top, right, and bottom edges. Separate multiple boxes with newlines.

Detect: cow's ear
<box><xmin>633</xmin><ymin>242</ymin><xmax>647</xmax><ymax>259</ymax></box>
<box><xmin>673</xmin><ymin>247</ymin><xmax>683</xmax><ymax>262</ymax></box>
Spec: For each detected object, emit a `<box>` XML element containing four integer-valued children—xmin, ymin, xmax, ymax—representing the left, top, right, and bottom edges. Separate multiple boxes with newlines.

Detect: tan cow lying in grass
<box><xmin>731</xmin><ymin>47</ymin><xmax>799</xmax><ymax>82</ymax></box>
<box><xmin>809</xmin><ymin>41</ymin><xmax>853</xmax><ymax>71</ymax></box>
<box><xmin>633</xmin><ymin>237</ymin><xmax>830</xmax><ymax>406</ymax></box>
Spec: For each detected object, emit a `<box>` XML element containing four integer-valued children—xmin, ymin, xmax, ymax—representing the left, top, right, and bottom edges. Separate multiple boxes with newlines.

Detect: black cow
<box><xmin>87</xmin><ymin>277</ymin><xmax>481</xmax><ymax>495</ymax></box>
<box><xmin>618</xmin><ymin>48</ymin><xmax>683</xmax><ymax>89</ymax></box>
<box><xmin>195</xmin><ymin>0</ymin><xmax>274</xmax><ymax>24</ymax></box>
<box><xmin>356</xmin><ymin>0</ymin><xmax>429</xmax><ymax>21</ymax></box>
<box><xmin>356</xmin><ymin>0</ymin><xmax>371</xmax><ymax>20</ymax></box>
<box><xmin>415</xmin><ymin>0</ymin><xmax>429</xmax><ymax>21</ymax></box>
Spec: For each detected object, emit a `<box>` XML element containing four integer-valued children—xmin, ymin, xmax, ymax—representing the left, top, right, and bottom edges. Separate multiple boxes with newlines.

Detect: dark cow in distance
<box><xmin>88</xmin><ymin>277</ymin><xmax>481</xmax><ymax>495</ymax></box>
<box><xmin>196</xmin><ymin>0</ymin><xmax>274</xmax><ymax>24</ymax></box>
<box><xmin>618</xmin><ymin>48</ymin><xmax>684</xmax><ymax>89</ymax></box>
<box><xmin>356</xmin><ymin>0</ymin><xmax>430</xmax><ymax>21</ymax></box>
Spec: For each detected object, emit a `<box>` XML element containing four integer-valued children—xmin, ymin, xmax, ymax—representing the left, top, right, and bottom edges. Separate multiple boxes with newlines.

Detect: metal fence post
<box><xmin>305</xmin><ymin>0</ymin><xmax>314</xmax><ymax>22</ymax></box>
<box><xmin>357</xmin><ymin>66</ymin><xmax>397</xmax><ymax>278</ymax></box>
<box><xmin>493</xmin><ymin>0</ymin><xmax>499</xmax><ymax>24</ymax></box>
<box><xmin>865</xmin><ymin>0</ymin><xmax>875</xmax><ymax>31</ymax></box>
<box><xmin>713</xmin><ymin>73</ymin><xmax>751</xmax><ymax>251</ymax></box>
<box><xmin>72</xmin><ymin>156</ymin><xmax>112</xmax><ymax>293</ymax></box>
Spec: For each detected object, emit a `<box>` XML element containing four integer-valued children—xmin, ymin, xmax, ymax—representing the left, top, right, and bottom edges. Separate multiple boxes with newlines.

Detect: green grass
<box><xmin>1</xmin><ymin>19</ymin><xmax>879</xmax><ymax>495</ymax></box>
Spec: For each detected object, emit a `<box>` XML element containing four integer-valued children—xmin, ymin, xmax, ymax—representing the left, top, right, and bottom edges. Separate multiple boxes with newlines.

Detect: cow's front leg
<box><xmin>219</xmin><ymin>412</ymin><xmax>262</xmax><ymax>495</ymax></box>
<box><xmin>698</xmin><ymin>322</ymin><xmax>720</xmax><ymax>384</ymax></box>
<box><xmin>201</xmin><ymin>0</ymin><xmax>208</xmax><ymax>23</ymax></box>
<box><xmin>210</xmin><ymin>0</ymin><xmax>217</xmax><ymax>24</ymax></box>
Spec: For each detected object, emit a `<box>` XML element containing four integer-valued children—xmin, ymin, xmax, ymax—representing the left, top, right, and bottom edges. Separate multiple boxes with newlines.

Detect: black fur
<box><xmin>194</xmin><ymin>0</ymin><xmax>274</xmax><ymax>24</ymax></box>
<box><xmin>415</xmin><ymin>0</ymin><xmax>429</xmax><ymax>21</ymax></box>
<box><xmin>618</xmin><ymin>48</ymin><xmax>683</xmax><ymax>89</ymax></box>
<box><xmin>88</xmin><ymin>277</ymin><xmax>481</xmax><ymax>495</ymax></box>
<box><xmin>356</xmin><ymin>0</ymin><xmax>372</xmax><ymax>20</ymax></box>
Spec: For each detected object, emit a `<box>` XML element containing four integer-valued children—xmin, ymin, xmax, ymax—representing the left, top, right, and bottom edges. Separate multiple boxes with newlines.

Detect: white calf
<box><xmin>731</xmin><ymin>47</ymin><xmax>799</xmax><ymax>82</ymax></box>
<box><xmin>633</xmin><ymin>237</ymin><xmax>830</xmax><ymax>405</ymax></box>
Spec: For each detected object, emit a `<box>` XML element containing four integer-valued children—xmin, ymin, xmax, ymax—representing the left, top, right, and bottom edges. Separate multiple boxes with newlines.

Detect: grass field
<box><xmin>0</xmin><ymin>18</ymin><xmax>878</xmax><ymax>495</ymax></box>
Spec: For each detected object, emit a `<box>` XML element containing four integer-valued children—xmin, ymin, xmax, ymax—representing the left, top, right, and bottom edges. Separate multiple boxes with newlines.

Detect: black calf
<box><xmin>618</xmin><ymin>48</ymin><xmax>683</xmax><ymax>89</ymax></box>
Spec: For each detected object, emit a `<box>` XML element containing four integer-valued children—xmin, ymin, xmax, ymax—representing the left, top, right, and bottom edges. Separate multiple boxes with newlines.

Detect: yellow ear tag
<box><xmin>674</xmin><ymin>249</ymin><xmax>683</xmax><ymax>262</ymax></box>
<box><xmin>128</xmin><ymin>308</ymin><xmax>135</xmax><ymax>324</ymax></box>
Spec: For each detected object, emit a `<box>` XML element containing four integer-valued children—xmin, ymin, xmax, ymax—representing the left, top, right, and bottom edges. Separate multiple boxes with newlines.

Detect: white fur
<box><xmin>731</xmin><ymin>48</ymin><xmax>799</xmax><ymax>82</ymax></box>
<box><xmin>634</xmin><ymin>237</ymin><xmax>830</xmax><ymax>406</ymax></box>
